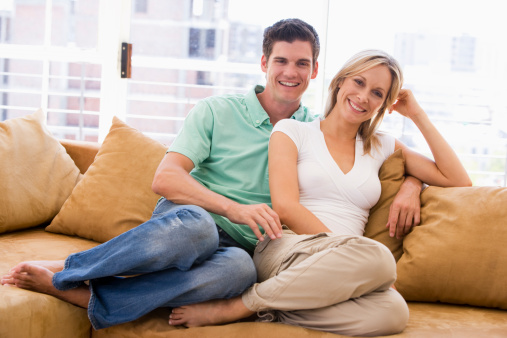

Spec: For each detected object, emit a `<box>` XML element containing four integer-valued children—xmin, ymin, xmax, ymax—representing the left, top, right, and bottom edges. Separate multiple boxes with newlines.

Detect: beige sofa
<box><xmin>1</xmin><ymin>111</ymin><xmax>507</xmax><ymax>338</ymax></box>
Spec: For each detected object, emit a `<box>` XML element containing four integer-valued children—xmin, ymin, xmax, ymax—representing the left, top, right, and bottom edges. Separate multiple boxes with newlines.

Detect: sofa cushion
<box><xmin>0</xmin><ymin>109</ymin><xmax>81</xmax><ymax>234</ymax></box>
<box><xmin>395</xmin><ymin>186</ymin><xmax>507</xmax><ymax>310</ymax></box>
<box><xmin>364</xmin><ymin>149</ymin><xmax>405</xmax><ymax>261</ymax></box>
<box><xmin>46</xmin><ymin>117</ymin><xmax>167</xmax><ymax>243</ymax></box>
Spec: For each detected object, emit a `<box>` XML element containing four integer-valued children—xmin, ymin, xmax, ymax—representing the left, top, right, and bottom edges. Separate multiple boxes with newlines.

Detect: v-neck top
<box><xmin>271</xmin><ymin>118</ymin><xmax>395</xmax><ymax>235</ymax></box>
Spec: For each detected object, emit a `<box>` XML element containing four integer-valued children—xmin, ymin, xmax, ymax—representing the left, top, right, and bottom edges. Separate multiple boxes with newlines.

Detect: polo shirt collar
<box><xmin>246</xmin><ymin>85</ymin><xmax>306</xmax><ymax>127</ymax></box>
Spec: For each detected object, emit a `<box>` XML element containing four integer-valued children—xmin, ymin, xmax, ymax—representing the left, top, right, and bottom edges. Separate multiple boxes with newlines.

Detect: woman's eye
<box><xmin>354</xmin><ymin>79</ymin><xmax>363</xmax><ymax>86</ymax></box>
<box><xmin>373</xmin><ymin>91</ymin><xmax>383</xmax><ymax>98</ymax></box>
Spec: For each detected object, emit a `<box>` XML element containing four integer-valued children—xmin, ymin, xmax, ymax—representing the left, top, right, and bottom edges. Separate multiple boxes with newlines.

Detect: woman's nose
<box><xmin>357</xmin><ymin>90</ymin><xmax>368</xmax><ymax>103</ymax></box>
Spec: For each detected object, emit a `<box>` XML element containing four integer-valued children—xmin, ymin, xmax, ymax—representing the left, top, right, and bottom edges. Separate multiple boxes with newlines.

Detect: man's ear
<box><xmin>311</xmin><ymin>61</ymin><xmax>319</xmax><ymax>79</ymax></box>
<box><xmin>261</xmin><ymin>55</ymin><xmax>268</xmax><ymax>73</ymax></box>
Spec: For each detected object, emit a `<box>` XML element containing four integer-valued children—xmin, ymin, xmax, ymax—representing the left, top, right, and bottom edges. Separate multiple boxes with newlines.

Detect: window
<box><xmin>1</xmin><ymin>0</ymin><xmax>506</xmax><ymax>186</ymax></box>
<box><xmin>135</xmin><ymin>0</ymin><xmax>147</xmax><ymax>13</ymax></box>
<box><xmin>188</xmin><ymin>28</ymin><xmax>216</xmax><ymax>58</ymax></box>
<box><xmin>0</xmin><ymin>0</ymin><xmax>107</xmax><ymax>141</ymax></box>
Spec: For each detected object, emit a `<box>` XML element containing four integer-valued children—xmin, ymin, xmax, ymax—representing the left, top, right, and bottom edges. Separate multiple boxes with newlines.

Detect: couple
<box><xmin>1</xmin><ymin>18</ymin><xmax>471</xmax><ymax>336</ymax></box>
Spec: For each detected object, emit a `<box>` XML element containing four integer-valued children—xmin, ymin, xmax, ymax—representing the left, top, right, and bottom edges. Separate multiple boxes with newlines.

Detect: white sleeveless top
<box><xmin>271</xmin><ymin>118</ymin><xmax>395</xmax><ymax>235</ymax></box>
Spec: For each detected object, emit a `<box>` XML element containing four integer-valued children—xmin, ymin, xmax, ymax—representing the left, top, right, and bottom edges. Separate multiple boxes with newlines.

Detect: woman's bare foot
<box><xmin>169</xmin><ymin>296</ymin><xmax>255</xmax><ymax>327</ymax></box>
<box><xmin>2</xmin><ymin>260</ymin><xmax>65</xmax><ymax>285</ymax></box>
<box><xmin>4</xmin><ymin>262</ymin><xmax>90</xmax><ymax>308</ymax></box>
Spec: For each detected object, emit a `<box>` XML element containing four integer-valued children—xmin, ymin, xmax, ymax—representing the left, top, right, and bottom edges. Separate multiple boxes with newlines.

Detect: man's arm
<box><xmin>386</xmin><ymin>175</ymin><xmax>423</xmax><ymax>239</ymax></box>
<box><xmin>152</xmin><ymin>152</ymin><xmax>282</xmax><ymax>241</ymax></box>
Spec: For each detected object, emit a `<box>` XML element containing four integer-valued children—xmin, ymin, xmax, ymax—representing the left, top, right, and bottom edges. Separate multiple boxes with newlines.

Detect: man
<box><xmin>1</xmin><ymin>19</ymin><xmax>421</xmax><ymax>330</ymax></box>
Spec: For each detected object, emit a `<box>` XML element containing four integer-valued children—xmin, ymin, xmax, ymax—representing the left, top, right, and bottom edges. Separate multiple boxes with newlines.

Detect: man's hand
<box><xmin>225</xmin><ymin>203</ymin><xmax>282</xmax><ymax>241</ymax></box>
<box><xmin>386</xmin><ymin>176</ymin><xmax>423</xmax><ymax>239</ymax></box>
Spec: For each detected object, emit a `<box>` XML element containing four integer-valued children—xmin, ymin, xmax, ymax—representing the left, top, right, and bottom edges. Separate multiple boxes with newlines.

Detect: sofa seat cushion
<box><xmin>91</xmin><ymin>302</ymin><xmax>507</xmax><ymax>338</ymax></box>
<box><xmin>0</xmin><ymin>227</ymin><xmax>98</xmax><ymax>338</ymax></box>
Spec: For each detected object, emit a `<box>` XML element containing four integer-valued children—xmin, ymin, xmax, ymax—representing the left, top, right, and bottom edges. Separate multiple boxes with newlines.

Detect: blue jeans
<box><xmin>52</xmin><ymin>199</ymin><xmax>257</xmax><ymax>330</ymax></box>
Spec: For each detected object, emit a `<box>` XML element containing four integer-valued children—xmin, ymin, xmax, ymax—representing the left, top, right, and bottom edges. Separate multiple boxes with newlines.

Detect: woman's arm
<box><xmin>391</xmin><ymin>89</ymin><xmax>472</xmax><ymax>187</ymax></box>
<box><xmin>269</xmin><ymin>131</ymin><xmax>331</xmax><ymax>234</ymax></box>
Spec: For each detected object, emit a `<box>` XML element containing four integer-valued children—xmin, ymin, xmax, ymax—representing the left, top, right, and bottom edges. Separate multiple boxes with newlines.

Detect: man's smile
<box><xmin>279</xmin><ymin>81</ymin><xmax>299</xmax><ymax>87</ymax></box>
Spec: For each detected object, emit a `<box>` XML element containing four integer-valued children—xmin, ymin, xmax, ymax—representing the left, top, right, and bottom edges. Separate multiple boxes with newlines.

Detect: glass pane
<box><xmin>0</xmin><ymin>0</ymin><xmax>46</xmax><ymax>45</ymax></box>
<box><xmin>51</xmin><ymin>0</ymin><xmax>100</xmax><ymax>48</ymax></box>
<box><xmin>47</xmin><ymin>61</ymin><xmax>101</xmax><ymax>142</ymax></box>
<box><xmin>325</xmin><ymin>0</ymin><xmax>507</xmax><ymax>186</ymax></box>
<box><xmin>127</xmin><ymin>0</ymin><xmax>327</xmax><ymax>144</ymax></box>
<box><xmin>0</xmin><ymin>58</ymin><xmax>42</xmax><ymax>121</ymax></box>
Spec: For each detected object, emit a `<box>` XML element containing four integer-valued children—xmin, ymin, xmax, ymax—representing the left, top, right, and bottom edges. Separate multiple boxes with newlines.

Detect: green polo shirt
<box><xmin>169</xmin><ymin>85</ymin><xmax>316</xmax><ymax>252</ymax></box>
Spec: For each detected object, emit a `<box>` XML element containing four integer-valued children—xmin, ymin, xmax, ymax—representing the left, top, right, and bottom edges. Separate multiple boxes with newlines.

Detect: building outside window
<box><xmin>1</xmin><ymin>0</ymin><xmax>506</xmax><ymax>186</ymax></box>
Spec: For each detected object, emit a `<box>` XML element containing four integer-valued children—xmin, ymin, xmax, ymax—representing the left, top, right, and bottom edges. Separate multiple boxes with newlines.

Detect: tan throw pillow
<box><xmin>395</xmin><ymin>186</ymin><xmax>507</xmax><ymax>310</ymax></box>
<box><xmin>0</xmin><ymin>109</ymin><xmax>81</xmax><ymax>233</ymax></box>
<box><xmin>46</xmin><ymin>117</ymin><xmax>167</xmax><ymax>243</ymax></box>
<box><xmin>364</xmin><ymin>149</ymin><xmax>405</xmax><ymax>261</ymax></box>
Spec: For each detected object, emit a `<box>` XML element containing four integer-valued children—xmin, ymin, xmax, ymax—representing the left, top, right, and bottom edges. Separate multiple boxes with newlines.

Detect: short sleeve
<box><xmin>271</xmin><ymin>119</ymin><xmax>304</xmax><ymax>151</ymax></box>
<box><xmin>168</xmin><ymin>100</ymin><xmax>213</xmax><ymax>167</ymax></box>
<box><xmin>376</xmin><ymin>132</ymin><xmax>396</xmax><ymax>160</ymax></box>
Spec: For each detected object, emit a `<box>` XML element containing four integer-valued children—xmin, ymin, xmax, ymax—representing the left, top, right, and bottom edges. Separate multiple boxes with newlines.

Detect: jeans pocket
<box><xmin>254</xmin><ymin>234</ymin><xmax>272</xmax><ymax>254</ymax></box>
<box><xmin>253</xmin><ymin>226</ymin><xmax>295</xmax><ymax>255</ymax></box>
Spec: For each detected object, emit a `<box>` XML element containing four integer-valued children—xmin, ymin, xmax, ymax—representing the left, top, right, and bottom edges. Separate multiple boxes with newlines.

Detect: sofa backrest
<box><xmin>60</xmin><ymin>139</ymin><xmax>100</xmax><ymax>174</ymax></box>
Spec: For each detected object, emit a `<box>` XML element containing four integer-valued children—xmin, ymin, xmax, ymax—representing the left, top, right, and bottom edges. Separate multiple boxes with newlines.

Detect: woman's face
<box><xmin>334</xmin><ymin>65</ymin><xmax>392</xmax><ymax>125</ymax></box>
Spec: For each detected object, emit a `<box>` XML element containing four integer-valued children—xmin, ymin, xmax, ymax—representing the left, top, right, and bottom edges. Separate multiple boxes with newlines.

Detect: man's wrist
<box><xmin>221</xmin><ymin>199</ymin><xmax>239</xmax><ymax>218</ymax></box>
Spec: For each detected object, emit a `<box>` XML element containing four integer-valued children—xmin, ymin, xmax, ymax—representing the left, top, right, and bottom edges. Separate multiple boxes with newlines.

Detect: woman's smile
<box><xmin>348</xmin><ymin>99</ymin><xmax>366</xmax><ymax>113</ymax></box>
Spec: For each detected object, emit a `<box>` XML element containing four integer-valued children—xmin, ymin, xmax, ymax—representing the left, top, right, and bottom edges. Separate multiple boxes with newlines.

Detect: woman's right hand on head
<box><xmin>225</xmin><ymin>203</ymin><xmax>282</xmax><ymax>241</ymax></box>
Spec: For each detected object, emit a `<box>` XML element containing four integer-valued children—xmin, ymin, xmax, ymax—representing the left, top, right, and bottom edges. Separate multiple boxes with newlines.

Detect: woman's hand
<box><xmin>392</xmin><ymin>88</ymin><xmax>472</xmax><ymax>188</ymax></box>
<box><xmin>386</xmin><ymin>176</ymin><xmax>422</xmax><ymax>239</ymax></box>
<box><xmin>389</xmin><ymin>89</ymin><xmax>425</xmax><ymax>121</ymax></box>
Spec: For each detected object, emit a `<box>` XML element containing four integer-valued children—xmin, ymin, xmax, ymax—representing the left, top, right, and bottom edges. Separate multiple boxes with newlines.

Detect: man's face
<box><xmin>261</xmin><ymin>40</ymin><xmax>318</xmax><ymax>108</ymax></box>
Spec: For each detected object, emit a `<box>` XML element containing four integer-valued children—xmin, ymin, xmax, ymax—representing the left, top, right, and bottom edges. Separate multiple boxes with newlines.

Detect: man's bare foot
<box><xmin>169</xmin><ymin>296</ymin><xmax>254</xmax><ymax>327</ymax></box>
<box><xmin>24</xmin><ymin>260</ymin><xmax>66</xmax><ymax>273</ymax></box>
<box><xmin>2</xmin><ymin>260</ymin><xmax>65</xmax><ymax>285</ymax></box>
<box><xmin>4</xmin><ymin>262</ymin><xmax>90</xmax><ymax>308</ymax></box>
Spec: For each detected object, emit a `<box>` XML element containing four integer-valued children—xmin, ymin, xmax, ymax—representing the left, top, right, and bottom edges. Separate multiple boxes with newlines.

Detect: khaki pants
<box><xmin>242</xmin><ymin>230</ymin><xmax>409</xmax><ymax>337</ymax></box>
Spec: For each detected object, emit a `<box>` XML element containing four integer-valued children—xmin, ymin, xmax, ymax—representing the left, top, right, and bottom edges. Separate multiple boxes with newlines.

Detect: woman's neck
<box><xmin>320</xmin><ymin>113</ymin><xmax>359</xmax><ymax>141</ymax></box>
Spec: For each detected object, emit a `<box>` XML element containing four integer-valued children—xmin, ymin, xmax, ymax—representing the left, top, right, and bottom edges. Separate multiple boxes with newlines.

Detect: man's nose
<box><xmin>283</xmin><ymin>64</ymin><xmax>298</xmax><ymax>77</ymax></box>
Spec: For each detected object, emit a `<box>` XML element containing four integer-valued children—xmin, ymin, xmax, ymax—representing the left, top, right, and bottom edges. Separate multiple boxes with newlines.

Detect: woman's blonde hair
<box><xmin>324</xmin><ymin>49</ymin><xmax>404</xmax><ymax>154</ymax></box>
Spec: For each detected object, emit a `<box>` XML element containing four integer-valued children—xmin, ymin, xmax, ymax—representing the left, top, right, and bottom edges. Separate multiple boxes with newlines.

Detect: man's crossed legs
<box><xmin>1</xmin><ymin>199</ymin><xmax>256</xmax><ymax>330</ymax></box>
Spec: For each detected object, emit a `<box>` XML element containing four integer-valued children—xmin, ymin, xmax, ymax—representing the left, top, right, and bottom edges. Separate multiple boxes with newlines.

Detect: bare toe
<box><xmin>1</xmin><ymin>275</ymin><xmax>15</xmax><ymax>285</ymax></box>
<box><xmin>12</xmin><ymin>263</ymin><xmax>54</xmax><ymax>293</ymax></box>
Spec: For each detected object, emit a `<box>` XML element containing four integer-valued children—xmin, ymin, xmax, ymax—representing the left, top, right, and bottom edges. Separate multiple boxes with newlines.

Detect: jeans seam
<box><xmin>87</xmin><ymin>282</ymin><xmax>99</xmax><ymax>330</ymax></box>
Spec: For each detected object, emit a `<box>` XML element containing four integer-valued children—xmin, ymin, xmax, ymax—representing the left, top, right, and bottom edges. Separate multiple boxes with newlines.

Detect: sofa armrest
<box><xmin>60</xmin><ymin>139</ymin><xmax>100</xmax><ymax>174</ymax></box>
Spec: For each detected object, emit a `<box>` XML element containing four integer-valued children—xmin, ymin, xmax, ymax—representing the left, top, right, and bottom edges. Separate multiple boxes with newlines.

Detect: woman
<box><xmin>168</xmin><ymin>50</ymin><xmax>472</xmax><ymax>336</ymax></box>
